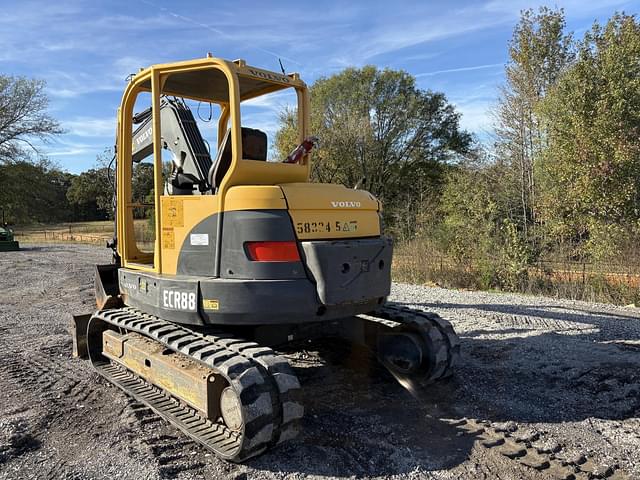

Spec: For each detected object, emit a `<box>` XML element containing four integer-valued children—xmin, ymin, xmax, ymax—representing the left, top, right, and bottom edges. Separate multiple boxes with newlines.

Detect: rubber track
<box><xmin>357</xmin><ymin>303</ymin><xmax>461</xmax><ymax>383</ymax></box>
<box><xmin>88</xmin><ymin>307</ymin><xmax>303</xmax><ymax>462</ymax></box>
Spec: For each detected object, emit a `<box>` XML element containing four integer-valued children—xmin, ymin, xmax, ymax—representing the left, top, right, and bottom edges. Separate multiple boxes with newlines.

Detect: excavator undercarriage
<box><xmin>73</xmin><ymin>302</ymin><xmax>458</xmax><ymax>461</ymax></box>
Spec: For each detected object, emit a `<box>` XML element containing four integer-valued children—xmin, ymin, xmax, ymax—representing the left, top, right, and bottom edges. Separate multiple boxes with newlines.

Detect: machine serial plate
<box><xmin>295</xmin><ymin>220</ymin><xmax>358</xmax><ymax>235</ymax></box>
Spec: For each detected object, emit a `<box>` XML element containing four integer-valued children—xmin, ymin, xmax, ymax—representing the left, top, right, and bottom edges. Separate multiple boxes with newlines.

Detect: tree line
<box><xmin>0</xmin><ymin>75</ymin><xmax>152</xmax><ymax>224</ymax></box>
<box><xmin>437</xmin><ymin>9</ymin><xmax>640</xmax><ymax>291</ymax></box>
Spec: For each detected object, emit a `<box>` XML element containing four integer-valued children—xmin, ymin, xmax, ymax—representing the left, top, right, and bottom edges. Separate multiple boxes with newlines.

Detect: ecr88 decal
<box><xmin>162</xmin><ymin>289</ymin><xmax>197</xmax><ymax>311</ymax></box>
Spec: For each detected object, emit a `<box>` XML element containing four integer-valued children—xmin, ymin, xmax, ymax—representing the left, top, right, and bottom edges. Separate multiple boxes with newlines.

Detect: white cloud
<box><xmin>240</xmin><ymin>110</ymin><xmax>283</xmax><ymax>136</ymax></box>
<box><xmin>45</xmin><ymin>70</ymin><xmax>125</xmax><ymax>99</ymax></box>
<box><xmin>417</xmin><ymin>63</ymin><xmax>504</xmax><ymax>77</ymax></box>
<box><xmin>242</xmin><ymin>89</ymin><xmax>297</xmax><ymax>109</ymax></box>
<box><xmin>64</xmin><ymin>117</ymin><xmax>115</xmax><ymax>138</ymax></box>
<box><xmin>137</xmin><ymin>0</ymin><xmax>304</xmax><ymax>66</ymax></box>
<box><xmin>3</xmin><ymin>0</ymin><xmax>629</xmax><ymax>171</ymax></box>
<box><xmin>47</xmin><ymin>142</ymin><xmax>97</xmax><ymax>157</ymax></box>
<box><xmin>113</xmin><ymin>56</ymin><xmax>152</xmax><ymax>76</ymax></box>
<box><xmin>400</xmin><ymin>51</ymin><xmax>442</xmax><ymax>62</ymax></box>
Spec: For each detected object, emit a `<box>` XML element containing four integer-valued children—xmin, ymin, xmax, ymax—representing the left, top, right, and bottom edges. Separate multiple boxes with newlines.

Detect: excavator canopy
<box><xmin>133</xmin><ymin>58</ymin><xmax>305</xmax><ymax>104</ymax></box>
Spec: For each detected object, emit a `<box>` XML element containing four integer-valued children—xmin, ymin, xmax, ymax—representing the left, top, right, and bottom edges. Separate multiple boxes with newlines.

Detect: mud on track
<box><xmin>0</xmin><ymin>244</ymin><xmax>639</xmax><ymax>479</ymax></box>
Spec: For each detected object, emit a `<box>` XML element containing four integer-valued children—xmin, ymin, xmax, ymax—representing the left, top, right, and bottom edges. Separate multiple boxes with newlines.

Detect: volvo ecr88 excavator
<box><xmin>71</xmin><ymin>56</ymin><xmax>460</xmax><ymax>461</ymax></box>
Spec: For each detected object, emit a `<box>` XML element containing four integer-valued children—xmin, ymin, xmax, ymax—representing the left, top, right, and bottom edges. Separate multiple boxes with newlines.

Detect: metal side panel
<box><xmin>175</xmin><ymin>209</ymin><xmax>305</xmax><ymax>280</ymax></box>
<box><xmin>175</xmin><ymin>213</ymin><xmax>218</xmax><ymax>276</ymax></box>
<box><xmin>279</xmin><ymin>183</ymin><xmax>381</xmax><ymax>241</ymax></box>
<box><xmin>119</xmin><ymin>269</ymin><xmax>204</xmax><ymax>324</ymax></box>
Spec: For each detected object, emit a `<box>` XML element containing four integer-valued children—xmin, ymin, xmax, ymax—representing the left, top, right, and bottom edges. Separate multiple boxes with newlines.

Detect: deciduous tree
<box><xmin>494</xmin><ymin>7</ymin><xmax>573</xmax><ymax>238</ymax></box>
<box><xmin>275</xmin><ymin>66</ymin><xmax>472</xmax><ymax>235</ymax></box>
<box><xmin>539</xmin><ymin>13</ymin><xmax>640</xmax><ymax>259</ymax></box>
<box><xmin>0</xmin><ymin>76</ymin><xmax>62</xmax><ymax>163</ymax></box>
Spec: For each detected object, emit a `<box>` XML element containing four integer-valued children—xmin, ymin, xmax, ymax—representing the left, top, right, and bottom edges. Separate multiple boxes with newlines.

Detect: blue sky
<box><xmin>1</xmin><ymin>0</ymin><xmax>637</xmax><ymax>173</ymax></box>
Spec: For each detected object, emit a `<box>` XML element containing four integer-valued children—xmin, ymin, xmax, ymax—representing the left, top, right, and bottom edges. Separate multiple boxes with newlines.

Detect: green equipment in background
<box><xmin>0</xmin><ymin>209</ymin><xmax>19</xmax><ymax>251</ymax></box>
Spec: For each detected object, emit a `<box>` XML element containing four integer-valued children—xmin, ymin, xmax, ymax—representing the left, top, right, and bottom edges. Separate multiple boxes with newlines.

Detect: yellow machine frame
<box><xmin>115</xmin><ymin>57</ymin><xmax>310</xmax><ymax>273</ymax></box>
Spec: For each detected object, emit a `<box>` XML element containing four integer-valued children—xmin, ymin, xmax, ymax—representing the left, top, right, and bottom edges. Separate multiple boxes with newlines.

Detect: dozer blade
<box><xmin>70</xmin><ymin>313</ymin><xmax>91</xmax><ymax>359</ymax></box>
<box><xmin>94</xmin><ymin>264</ymin><xmax>121</xmax><ymax>309</ymax></box>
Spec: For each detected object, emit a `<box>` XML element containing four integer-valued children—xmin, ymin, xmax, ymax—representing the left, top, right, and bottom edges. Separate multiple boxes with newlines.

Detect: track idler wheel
<box><xmin>377</xmin><ymin>332</ymin><xmax>425</xmax><ymax>375</ymax></box>
<box><xmin>376</xmin><ymin>324</ymin><xmax>448</xmax><ymax>384</ymax></box>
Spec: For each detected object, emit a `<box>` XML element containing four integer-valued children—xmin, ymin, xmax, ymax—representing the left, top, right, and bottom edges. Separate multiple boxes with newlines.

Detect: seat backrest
<box><xmin>241</xmin><ymin>127</ymin><xmax>267</xmax><ymax>161</ymax></box>
<box><xmin>208</xmin><ymin>127</ymin><xmax>268</xmax><ymax>192</ymax></box>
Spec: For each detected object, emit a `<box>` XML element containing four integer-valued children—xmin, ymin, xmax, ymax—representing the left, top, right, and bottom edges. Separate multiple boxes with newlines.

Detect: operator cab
<box><xmin>118</xmin><ymin>57</ymin><xmax>311</xmax><ymax>269</ymax></box>
<box><xmin>129</xmin><ymin>97</ymin><xmax>268</xmax><ymax>196</ymax></box>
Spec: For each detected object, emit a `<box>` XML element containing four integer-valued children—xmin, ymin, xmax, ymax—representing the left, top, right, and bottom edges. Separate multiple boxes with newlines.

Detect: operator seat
<box><xmin>208</xmin><ymin>127</ymin><xmax>267</xmax><ymax>192</ymax></box>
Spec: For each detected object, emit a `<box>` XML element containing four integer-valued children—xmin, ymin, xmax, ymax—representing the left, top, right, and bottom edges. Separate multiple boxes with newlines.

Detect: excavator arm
<box><xmin>132</xmin><ymin>97</ymin><xmax>213</xmax><ymax>194</ymax></box>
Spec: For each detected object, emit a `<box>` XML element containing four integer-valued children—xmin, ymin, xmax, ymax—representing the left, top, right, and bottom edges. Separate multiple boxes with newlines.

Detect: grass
<box><xmin>14</xmin><ymin>220</ymin><xmax>152</xmax><ymax>247</ymax></box>
<box><xmin>14</xmin><ymin>220</ymin><xmax>113</xmax><ymax>244</ymax></box>
<box><xmin>392</xmin><ymin>241</ymin><xmax>640</xmax><ymax>306</ymax></box>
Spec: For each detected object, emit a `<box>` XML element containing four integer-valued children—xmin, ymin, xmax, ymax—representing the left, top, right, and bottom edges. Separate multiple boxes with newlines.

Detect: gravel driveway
<box><xmin>1</xmin><ymin>244</ymin><xmax>638</xmax><ymax>479</ymax></box>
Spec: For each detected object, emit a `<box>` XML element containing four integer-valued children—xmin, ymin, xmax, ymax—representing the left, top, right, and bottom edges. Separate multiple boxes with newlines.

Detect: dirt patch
<box><xmin>0</xmin><ymin>244</ymin><xmax>638</xmax><ymax>479</ymax></box>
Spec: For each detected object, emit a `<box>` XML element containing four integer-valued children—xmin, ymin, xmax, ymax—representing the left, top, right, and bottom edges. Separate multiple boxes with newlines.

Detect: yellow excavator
<box><xmin>71</xmin><ymin>55</ymin><xmax>460</xmax><ymax>461</ymax></box>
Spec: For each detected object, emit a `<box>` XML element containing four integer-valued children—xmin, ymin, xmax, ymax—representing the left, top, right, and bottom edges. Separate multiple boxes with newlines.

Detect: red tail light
<box><xmin>245</xmin><ymin>241</ymin><xmax>300</xmax><ymax>262</ymax></box>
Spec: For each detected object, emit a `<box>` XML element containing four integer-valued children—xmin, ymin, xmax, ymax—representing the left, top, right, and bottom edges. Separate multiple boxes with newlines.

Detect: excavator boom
<box><xmin>131</xmin><ymin>97</ymin><xmax>212</xmax><ymax>193</ymax></box>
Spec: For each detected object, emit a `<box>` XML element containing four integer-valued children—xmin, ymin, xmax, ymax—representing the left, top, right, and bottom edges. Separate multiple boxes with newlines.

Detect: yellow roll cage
<box><xmin>115</xmin><ymin>56</ymin><xmax>310</xmax><ymax>271</ymax></box>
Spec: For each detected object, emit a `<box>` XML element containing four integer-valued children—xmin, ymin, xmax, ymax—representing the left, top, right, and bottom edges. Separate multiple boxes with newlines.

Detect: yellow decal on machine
<box><xmin>163</xmin><ymin>197</ymin><xmax>184</xmax><ymax>227</ymax></box>
<box><xmin>162</xmin><ymin>227</ymin><xmax>175</xmax><ymax>249</ymax></box>
<box><xmin>203</xmin><ymin>299</ymin><xmax>220</xmax><ymax>310</ymax></box>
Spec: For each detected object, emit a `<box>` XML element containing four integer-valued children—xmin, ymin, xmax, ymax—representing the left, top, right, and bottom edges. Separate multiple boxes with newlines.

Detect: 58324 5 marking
<box><xmin>296</xmin><ymin>220</ymin><xmax>358</xmax><ymax>234</ymax></box>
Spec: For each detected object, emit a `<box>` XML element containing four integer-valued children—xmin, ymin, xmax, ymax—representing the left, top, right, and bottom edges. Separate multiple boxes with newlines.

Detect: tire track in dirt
<box><xmin>0</xmin><ymin>349</ymin><xmax>92</xmax><ymax>408</ymax></box>
<box><xmin>446</xmin><ymin>418</ymin><xmax>632</xmax><ymax>479</ymax></box>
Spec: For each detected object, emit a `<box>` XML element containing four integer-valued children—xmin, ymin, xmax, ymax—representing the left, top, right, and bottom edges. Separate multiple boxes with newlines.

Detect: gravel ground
<box><xmin>0</xmin><ymin>243</ymin><xmax>639</xmax><ymax>479</ymax></box>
